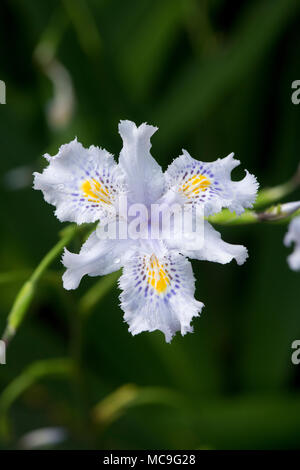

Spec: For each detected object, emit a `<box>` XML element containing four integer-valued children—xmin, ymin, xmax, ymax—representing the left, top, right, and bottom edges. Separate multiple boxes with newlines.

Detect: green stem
<box><xmin>208</xmin><ymin>209</ymin><xmax>258</xmax><ymax>226</ymax></box>
<box><xmin>92</xmin><ymin>384</ymin><xmax>185</xmax><ymax>429</ymax></box>
<box><xmin>0</xmin><ymin>270</ymin><xmax>60</xmax><ymax>286</ymax></box>
<box><xmin>0</xmin><ymin>358</ymin><xmax>73</xmax><ymax>440</ymax></box>
<box><xmin>1</xmin><ymin>224</ymin><xmax>79</xmax><ymax>344</ymax></box>
<box><xmin>78</xmin><ymin>270</ymin><xmax>120</xmax><ymax>318</ymax></box>
<box><xmin>254</xmin><ymin>166</ymin><xmax>300</xmax><ymax>209</ymax></box>
<box><xmin>208</xmin><ymin>204</ymin><xmax>300</xmax><ymax>226</ymax></box>
<box><xmin>33</xmin><ymin>6</ymin><xmax>68</xmax><ymax>66</ymax></box>
<box><xmin>62</xmin><ymin>0</ymin><xmax>102</xmax><ymax>61</ymax></box>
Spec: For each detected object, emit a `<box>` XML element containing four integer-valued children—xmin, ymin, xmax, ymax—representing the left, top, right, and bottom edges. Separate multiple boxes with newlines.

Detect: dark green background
<box><xmin>0</xmin><ymin>0</ymin><xmax>300</xmax><ymax>449</ymax></box>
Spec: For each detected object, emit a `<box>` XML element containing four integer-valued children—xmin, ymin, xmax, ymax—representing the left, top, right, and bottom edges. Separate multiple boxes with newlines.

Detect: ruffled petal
<box><xmin>166</xmin><ymin>220</ymin><xmax>248</xmax><ymax>265</ymax></box>
<box><xmin>118</xmin><ymin>120</ymin><xmax>164</xmax><ymax>206</ymax></box>
<box><xmin>62</xmin><ymin>230</ymin><xmax>133</xmax><ymax>290</ymax></box>
<box><xmin>284</xmin><ymin>216</ymin><xmax>300</xmax><ymax>271</ymax></box>
<box><xmin>164</xmin><ymin>150</ymin><xmax>259</xmax><ymax>216</ymax></box>
<box><xmin>119</xmin><ymin>249</ymin><xmax>204</xmax><ymax>342</ymax></box>
<box><xmin>33</xmin><ymin>139</ymin><xmax>124</xmax><ymax>224</ymax></box>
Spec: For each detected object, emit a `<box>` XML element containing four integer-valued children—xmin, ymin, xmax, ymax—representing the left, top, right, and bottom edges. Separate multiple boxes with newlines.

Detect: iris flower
<box><xmin>34</xmin><ymin>120</ymin><xmax>258</xmax><ymax>342</ymax></box>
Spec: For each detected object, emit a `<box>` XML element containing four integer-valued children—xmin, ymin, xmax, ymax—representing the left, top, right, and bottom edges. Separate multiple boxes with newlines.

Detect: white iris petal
<box><xmin>165</xmin><ymin>150</ymin><xmax>259</xmax><ymax>216</ymax></box>
<box><xmin>33</xmin><ymin>138</ymin><xmax>125</xmax><ymax>224</ymax></box>
<box><xmin>118</xmin><ymin>120</ymin><xmax>164</xmax><ymax>206</ymax></box>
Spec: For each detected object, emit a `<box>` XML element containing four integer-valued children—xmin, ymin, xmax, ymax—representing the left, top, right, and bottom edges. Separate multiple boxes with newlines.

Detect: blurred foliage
<box><xmin>0</xmin><ymin>0</ymin><xmax>300</xmax><ymax>450</ymax></box>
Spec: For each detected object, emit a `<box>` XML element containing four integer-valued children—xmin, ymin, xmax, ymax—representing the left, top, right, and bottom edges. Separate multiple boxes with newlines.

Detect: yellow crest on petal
<box><xmin>180</xmin><ymin>174</ymin><xmax>211</xmax><ymax>198</ymax></box>
<box><xmin>147</xmin><ymin>255</ymin><xmax>170</xmax><ymax>294</ymax></box>
<box><xmin>81</xmin><ymin>178</ymin><xmax>111</xmax><ymax>205</ymax></box>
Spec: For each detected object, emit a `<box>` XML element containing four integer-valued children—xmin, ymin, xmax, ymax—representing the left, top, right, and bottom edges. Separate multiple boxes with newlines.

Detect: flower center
<box><xmin>81</xmin><ymin>179</ymin><xmax>111</xmax><ymax>205</ymax></box>
<box><xmin>180</xmin><ymin>174</ymin><xmax>211</xmax><ymax>198</ymax></box>
<box><xmin>147</xmin><ymin>255</ymin><xmax>170</xmax><ymax>294</ymax></box>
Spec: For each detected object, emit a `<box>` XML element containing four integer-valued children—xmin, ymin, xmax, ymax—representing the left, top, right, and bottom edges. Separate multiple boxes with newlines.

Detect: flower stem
<box><xmin>208</xmin><ymin>209</ymin><xmax>258</xmax><ymax>225</ymax></box>
<box><xmin>78</xmin><ymin>270</ymin><xmax>120</xmax><ymax>318</ymax></box>
<box><xmin>254</xmin><ymin>165</ymin><xmax>300</xmax><ymax>209</ymax></box>
<box><xmin>208</xmin><ymin>203</ymin><xmax>300</xmax><ymax>226</ymax></box>
<box><xmin>1</xmin><ymin>224</ymin><xmax>80</xmax><ymax>345</ymax></box>
<box><xmin>0</xmin><ymin>358</ymin><xmax>73</xmax><ymax>440</ymax></box>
